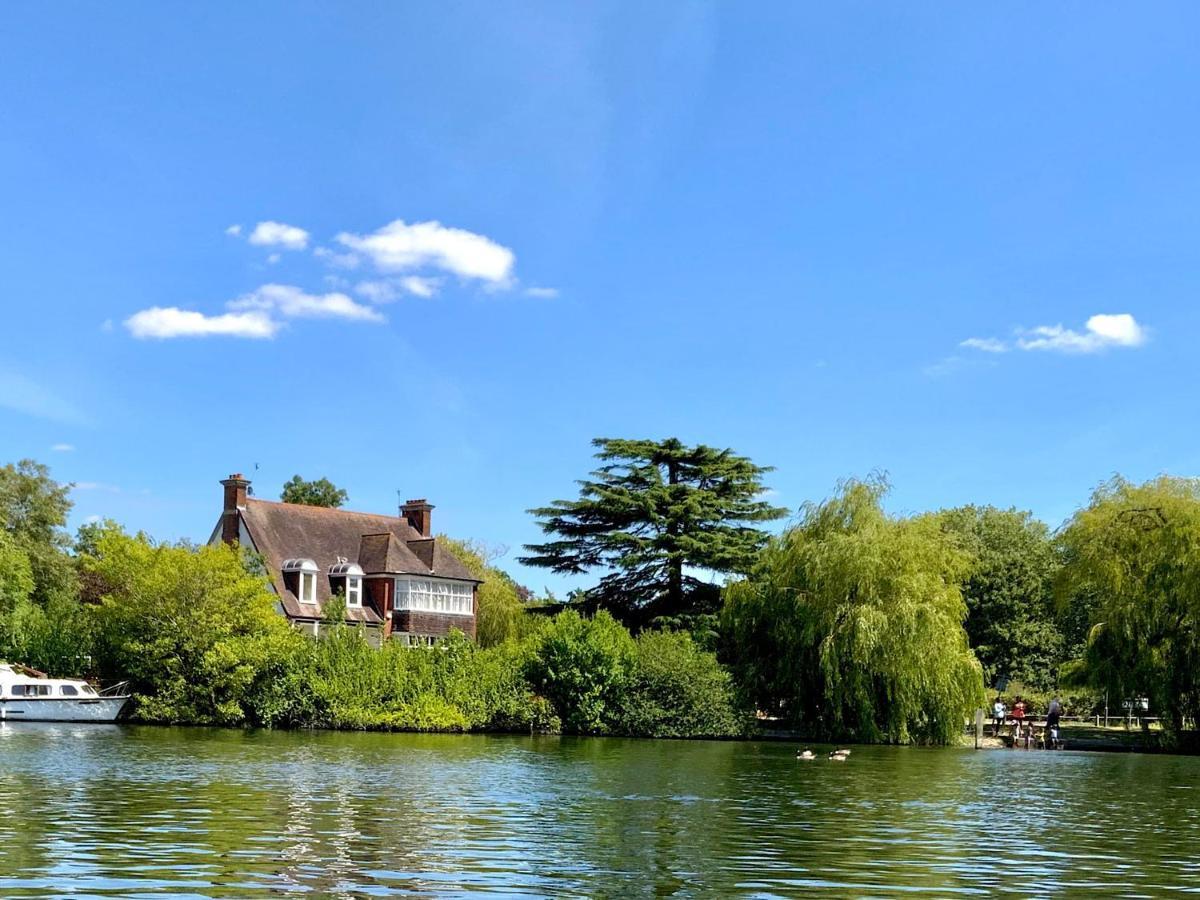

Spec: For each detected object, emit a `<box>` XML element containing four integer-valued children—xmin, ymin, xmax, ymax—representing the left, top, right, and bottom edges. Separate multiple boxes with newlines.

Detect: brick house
<box><xmin>209</xmin><ymin>474</ymin><xmax>480</xmax><ymax>644</ymax></box>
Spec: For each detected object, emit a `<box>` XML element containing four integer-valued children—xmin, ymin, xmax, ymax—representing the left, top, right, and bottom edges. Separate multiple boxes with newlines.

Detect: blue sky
<box><xmin>2</xmin><ymin>4</ymin><xmax>1199</xmax><ymax>595</ymax></box>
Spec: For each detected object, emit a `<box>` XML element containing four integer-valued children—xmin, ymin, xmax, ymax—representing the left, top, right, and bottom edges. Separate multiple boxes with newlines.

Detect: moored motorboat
<box><xmin>0</xmin><ymin>662</ymin><xmax>129</xmax><ymax>722</ymax></box>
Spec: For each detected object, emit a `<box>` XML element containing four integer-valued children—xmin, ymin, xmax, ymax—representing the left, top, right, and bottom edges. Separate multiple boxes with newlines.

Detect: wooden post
<box><xmin>974</xmin><ymin>708</ymin><xmax>985</xmax><ymax>749</ymax></box>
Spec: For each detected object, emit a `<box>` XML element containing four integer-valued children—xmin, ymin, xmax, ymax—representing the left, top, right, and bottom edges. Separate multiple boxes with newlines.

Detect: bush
<box><xmin>525</xmin><ymin>609</ymin><xmax>636</xmax><ymax>733</ymax></box>
<box><xmin>616</xmin><ymin>630</ymin><xmax>747</xmax><ymax>737</ymax></box>
<box><xmin>82</xmin><ymin>523</ymin><xmax>292</xmax><ymax>724</ymax></box>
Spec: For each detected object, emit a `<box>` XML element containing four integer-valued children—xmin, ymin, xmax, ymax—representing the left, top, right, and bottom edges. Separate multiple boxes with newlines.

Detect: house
<box><xmin>209</xmin><ymin>474</ymin><xmax>481</xmax><ymax>644</ymax></box>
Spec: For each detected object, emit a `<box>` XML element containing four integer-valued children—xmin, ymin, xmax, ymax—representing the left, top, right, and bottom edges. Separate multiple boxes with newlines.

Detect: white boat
<box><xmin>0</xmin><ymin>662</ymin><xmax>130</xmax><ymax>722</ymax></box>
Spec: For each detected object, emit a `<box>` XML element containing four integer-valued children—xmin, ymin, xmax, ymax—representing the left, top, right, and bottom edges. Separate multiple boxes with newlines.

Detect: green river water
<box><xmin>1</xmin><ymin>723</ymin><xmax>1198</xmax><ymax>897</ymax></box>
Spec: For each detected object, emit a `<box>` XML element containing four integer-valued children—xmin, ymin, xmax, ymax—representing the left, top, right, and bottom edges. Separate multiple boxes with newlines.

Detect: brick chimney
<box><xmin>401</xmin><ymin>498</ymin><xmax>434</xmax><ymax>536</ymax></box>
<box><xmin>220</xmin><ymin>473</ymin><xmax>251</xmax><ymax>545</ymax></box>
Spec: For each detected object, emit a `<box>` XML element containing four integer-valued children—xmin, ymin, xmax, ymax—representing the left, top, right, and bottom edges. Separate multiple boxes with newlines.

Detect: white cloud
<box><xmin>335</xmin><ymin>219</ymin><xmax>515</xmax><ymax>285</ymax></box>
<box><xmin>125</xmin><ymin>307</ymin><xmax>279</xmax><ymax>340</ymax></box>
<box><xmin>1017</xmin><ymin>313</ymin><xmax>1147</xmax><ymax>353</ymax></box>
<box><xmin>267</xmin><ymin>253</ymin><xmax>281</xmax><ymax>265</ymax></box>
<box><xmin>229</xmin><ymin>283</ymin><xmax>384</xmax><ymax>323</ymax></box>
<box><xmin>400</xmin><ymin>275</ymin><xmax>439</xmax><ymax>298</ymax></box>
<box><xmin>51</xmin><ymin>443</ymin><xmax>75</xmax><ymax>452</ymax></box>
<box><xmin>959</xmin><ymin>313</ymin><xmax>1148</xmax><ymax>358</ymax></box>
<box><xmin>960</xmin><ymin>337</ymin><xmax>1008</xmax><ymax>353</ymax></box>
<box><xmin>248</xmin><ymin>220</ymin><xmax>310</xmax><ymax>251</ymax></box>
<box><xmin>225</xmin><ymin>224</ymin><xmax>242</xmax><ymax>237</ymax></box>
<box><xmin>524</xmin><ymin>286</ymin><xmax>559</xmax><ymax>299</ymax></box>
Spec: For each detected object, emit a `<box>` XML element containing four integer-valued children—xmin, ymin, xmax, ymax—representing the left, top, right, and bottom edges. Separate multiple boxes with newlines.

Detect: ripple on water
<box><xmin>2</xmin><ymin>725</ymin><xmax>1200</xmax><ymax>896</ymax></box>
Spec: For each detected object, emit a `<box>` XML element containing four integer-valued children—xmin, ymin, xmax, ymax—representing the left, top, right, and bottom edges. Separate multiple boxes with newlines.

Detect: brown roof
<box><xmin>233</xmin><ymin>498</ymin><xmax>479</xmax><ymax>623</ymax></box>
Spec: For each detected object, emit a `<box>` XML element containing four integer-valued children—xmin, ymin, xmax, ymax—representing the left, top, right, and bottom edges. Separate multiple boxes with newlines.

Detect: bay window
<box><xmin>394</xmin><ymin>577</ymin><xmax>474</xmax><ymax>615</ymax></box>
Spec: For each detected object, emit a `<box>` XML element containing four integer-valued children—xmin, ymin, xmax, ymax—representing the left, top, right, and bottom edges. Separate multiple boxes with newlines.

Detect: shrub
<box><xmin>616</xmin><ymin>630</ymin><xmax>747</xmax><ymax>738</ymax></box>
<box><xmin>525</xmin><ymin>610</ymin><xmax>636</xmax><ymax>733</ymax></box>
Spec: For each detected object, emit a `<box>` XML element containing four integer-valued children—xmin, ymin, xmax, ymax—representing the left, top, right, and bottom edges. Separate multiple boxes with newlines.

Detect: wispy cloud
<box><xmin>73</xmin><ymin>481</ymin><xmax>121</xmax><ymax>493</ymax></box>
<box><xmin>959</xmin><ymin>313</ymin><xmax>1148</xmax><ymax>357</ymax></box>
<box><xmin>51</xmin><ymin>443</ymin><xmax>75</xmax><ymax>452</ymax></box>
<box><xmin>229</xmin><ymin>284</ymin><xmax>383</xmax><ymax>322</ymax></box>
<box><xmin>225</xmin><ymin>224</ymin><xmax>242</xmax><ymax>237</ymax></box>
<box><xmin>922</xmin><ymin>355</ymin><xmax>999</xmax><ymax>379</ymax></box>
<box><xmin>0</xmin><ymin>370</ymin><xmax>90</xmax><ymax>425</ymax></box>
<box><xmin>125</xmin><ymin>307</ymin><xmax>279</xmax><ymax>340</ymax></box>
<box><xmin>334</xmin><ymin>219</ymin><xmax>515</xmax><ymax>286</ymax></box>
<box><xmin>524</xmin><ymin>286</ymin><xmax>559</xmax><ymax>299</ymax></box>
<box><xmin>960</xmin><ymin>337</ymin><xmax>1008</xmax><ymax>353</ymax></box>
<box><xmin>355</xmin><ymin>276</ymin><xmax>441</xmax><ymax>303</ymax></box>
<box><xmin>248</xmin><ymin>220</ymin><xmax>310</xmax><ymax>251</ymax></box>
<box><xmin>125</xmin><ymin>283</ymin><xmax>384</xmax><ymax>340</ymax></box>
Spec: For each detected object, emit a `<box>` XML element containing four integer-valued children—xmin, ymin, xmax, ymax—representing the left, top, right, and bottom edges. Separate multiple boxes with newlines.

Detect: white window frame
<box><xmin>393</xmin><ymin>577</ymin><xmax>474</xmax><ymax>616</ymax></box>
<box><xmin>346</xmin><ymin>576</ymin><xmax>362</xmax><ymax>608</ymax></box>
<box><xmin>299</xmin><ymin>571</ymin><xmax>318</xmax><ymax>605</ymax></box>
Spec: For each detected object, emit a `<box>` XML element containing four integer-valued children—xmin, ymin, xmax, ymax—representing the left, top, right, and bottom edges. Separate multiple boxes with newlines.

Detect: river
<box><xmin>1</xmin><ymin>723</ymin><xmax>1198</xmax><ymax>897</ymax></box>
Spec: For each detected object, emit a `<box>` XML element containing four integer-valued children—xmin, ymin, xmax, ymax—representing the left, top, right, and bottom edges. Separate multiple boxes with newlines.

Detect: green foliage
<box><xmin>524</xmin><ymin>609</ymin><xmax>636</xmax><ymax>733</ymax></box>
<box><xmin>82</xmin><ymin>523</ymin><xmax>295</xmax><ymax>724</ymax></box>
<box><xmin>280</xmin><ymin>475</ymin><xmax>348</xmax><ymax>508</ymax></box>
<box><xmin>257</xmin><ymin>625</ymin><xmax>548</xmax><ymax>732</ymax></box>
<box><xmin>1056</xmin><ymin>476</ymin><xmax>1200</xmax><ymax>736</ymax></box>
<box><xmin>722</xmin><ymin>477</ymin><xmax>985</xmax><ymax>745</ymax></box>
<box><xmin>439</xmin><ymin>537</ymin><xmax>527</xmax><ymax>647</ymax></box>
<box><xmin>521</xmin><ymin>437</ymin><xmax>786</xmax><ymax>624</ymax></box>
<box><xmin>936</xmin><ymin>505</ymin><xmax>1063</xmax><ymax>690</ymax></box>
<box><xmin>615</xmin><ymin>630</ymin><xmax>747</xmax><ymax>737</ymax></box>
<box><xmin>0</xmin><ymin>459</ymin><xmax>77</xmax><ymax>606</ymax></box>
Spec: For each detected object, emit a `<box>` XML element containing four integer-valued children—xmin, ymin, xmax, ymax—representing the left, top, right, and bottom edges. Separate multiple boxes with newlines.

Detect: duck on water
<box><xmin>796</xmin><ymin>748</ymin><xmax>851</xmax><ymax>761</ymax></box>
<box><xmin>0</xmin><ymin>662</ymin><xmax>130</xmax><ymax>722</ymax></box>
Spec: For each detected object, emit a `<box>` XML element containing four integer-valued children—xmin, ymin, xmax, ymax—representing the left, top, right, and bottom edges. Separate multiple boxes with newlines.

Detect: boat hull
<box><xmin>0</xmin><ymin>697</ymin><xmax>129</xmax><ymax>722</ymax></box>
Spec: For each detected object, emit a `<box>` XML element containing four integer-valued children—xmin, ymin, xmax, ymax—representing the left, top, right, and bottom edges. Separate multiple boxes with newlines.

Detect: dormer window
<box><xmin>283</xmin><ymin>558</ymin><xmax>320</xmax><ymax>605</ymax></box>
<box><xmin>328</xmin><ymin>561</ymin><xmax>365</xmax><ymax>608</ymax></box>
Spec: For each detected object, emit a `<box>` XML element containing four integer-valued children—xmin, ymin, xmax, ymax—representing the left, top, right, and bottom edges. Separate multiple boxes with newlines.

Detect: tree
<box><xmin>280</xmin><ymin>475</ymin><xmax>348</xmax><ymax>508</ymax></box>
<box><xmin>722</xmin><ymin>477</ymin><xmax>984</xmax><ymax>744</ymax></box>
<box><xmin>936</xmin><ymin>506</ymin><xmax>1063</xmax><ymax>690</ymax></box>
<box><xmin>82</xmin><ymin>522</ymin><xmax>296</xmax><ymax>724</ymax></box>
<box><xmin>1056</xmin><ymin>475</ymin><xmax>1200</xmax><ymax>737</ymax></box>
<box><xmin>520</xmin><ymin>438</ymin><xmax>786</xmax><ymax>623</ymax></box>
<box><xmin>0</xmin><ymin>459</ymin><xmax>76</xmax><ymax>604</ymax></box>
<box><xmin>439</xmin><ymin>537</ymin><xmax>528</xmax><ymax>647</ymax></box>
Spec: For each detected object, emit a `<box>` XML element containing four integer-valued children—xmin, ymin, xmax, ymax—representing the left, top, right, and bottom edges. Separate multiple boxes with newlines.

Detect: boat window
<box><xmin>81</xmin><ymin>684</ymin><xmax>96</xmax><ymax>695</ymax></box>
<box><xmin>60</xmin><ymin>684</ymin><xmax>78</xmax><ymax>696</ymax></box>
<box><xmin>13</xmin><ymin>684</ymin><xmax>51</xmax><ymax>696</ymax></box>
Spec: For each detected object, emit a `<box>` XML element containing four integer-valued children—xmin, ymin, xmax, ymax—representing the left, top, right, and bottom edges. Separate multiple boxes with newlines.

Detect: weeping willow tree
<box><xmin>1056</xmin><ymin>476</ymin><xmax>1200</xmax><ymax>737</ymax></box>
<box><xmin>722</xmin><ymin>477</ymin><xmax>984</xmax><ymax>744</ymax></box>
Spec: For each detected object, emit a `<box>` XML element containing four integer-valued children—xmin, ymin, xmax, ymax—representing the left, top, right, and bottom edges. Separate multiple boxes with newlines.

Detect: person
<box><xmin>1011</xmin><ymin>697</ymin><xmax>1026</xmax><ymax>748</ymax></box>
<box><xmin>991</xmin><ymin>696</ymin><xmax>1007</xmax><ymax>735</ymax></box>
<box><xmin>1046</xmin><ymin>696</ymin><xmax>1063</xmax><ymax>749</ymax></box>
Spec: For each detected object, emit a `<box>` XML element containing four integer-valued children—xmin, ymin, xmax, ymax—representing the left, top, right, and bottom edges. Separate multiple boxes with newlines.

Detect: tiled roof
<box><xmin>236</xmin><ymin>498</ymin><xmax>478</xmax><ymax>622</ymax></box>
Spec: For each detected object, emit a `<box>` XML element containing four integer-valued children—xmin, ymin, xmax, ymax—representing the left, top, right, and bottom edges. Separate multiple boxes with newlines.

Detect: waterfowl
<box><xmin>797</xmin><ymin>749</ymin><xmax>815</xmax><ymax>760</ymax></box>
<box><xmin>829</xmin><ymin>749</ymin><xmax>851</xmax><ymax>760</ymax></box>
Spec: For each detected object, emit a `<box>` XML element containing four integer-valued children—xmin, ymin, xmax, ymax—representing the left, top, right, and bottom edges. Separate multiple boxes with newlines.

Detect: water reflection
<box><xmin>1</xmin><ymin>724</ymin><xmax>1199</xmax><ymax>896</ymax></box>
